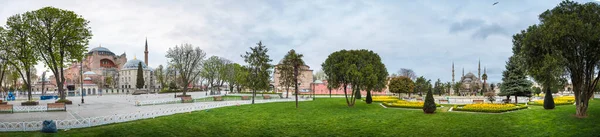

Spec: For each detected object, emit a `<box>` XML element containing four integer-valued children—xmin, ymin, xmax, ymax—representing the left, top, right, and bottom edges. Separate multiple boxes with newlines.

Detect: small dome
<box><xmin>314</xmin><ymin>80</ymin><xmax>323</xmax><ymax>84</ymax></box>
<box><xmin>465</xmin><ymin>72</ymin><xmax>475</xmax><ymax>78</ymax></box>
<box><xmin>83</xmin><ymin>71</ymin><xmax>96</xmax><ymax>75</ymax></box>
<box><xmin>84</xmin><ymin>77</ymin><xmax>92</xmax><ymax>80</ymax></box>
<box><xmin>122</xmin><ymin>59</ymin><xmax>148</xmax><ymax>69</ymax></box>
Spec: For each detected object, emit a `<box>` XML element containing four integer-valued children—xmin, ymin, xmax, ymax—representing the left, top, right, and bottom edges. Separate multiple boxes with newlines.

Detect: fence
<box><xmin>0</xmin><ymin>99</ymin><xmax>309</xmax><ymax>132</ymax></box>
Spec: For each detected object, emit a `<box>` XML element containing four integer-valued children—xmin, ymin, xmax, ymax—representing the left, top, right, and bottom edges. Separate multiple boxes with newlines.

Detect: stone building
<box><xmin>273</xmin><ymin>60</ymin><xmax>314</xmax><ymax>93</ymax></box>
<box><xmin>118</xmin><ymin>58</ymin><xmax>159</xmax><ymax>93</ymax></box>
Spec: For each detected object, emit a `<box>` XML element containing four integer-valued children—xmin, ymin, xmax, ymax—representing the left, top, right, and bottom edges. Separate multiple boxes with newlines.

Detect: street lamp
<box><xmin>80</xmin><ymin>62</ymin><xmax>84</xmax><ymax>104</ymax></box>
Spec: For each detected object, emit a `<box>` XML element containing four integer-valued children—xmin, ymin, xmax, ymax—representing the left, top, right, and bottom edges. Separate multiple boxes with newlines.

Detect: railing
<box><xmin>0</xmin><ymin>99</ymin><xmax>310</xmax><ymax>132</ymax></box>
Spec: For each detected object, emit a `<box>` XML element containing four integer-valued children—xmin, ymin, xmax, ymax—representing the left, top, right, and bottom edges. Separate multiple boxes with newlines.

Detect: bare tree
<box><xmin>398</xmin><ymin>68</ymin><xmax>417</xmax><ymax>80</ymax></box>
<box><xmin>165</xmin><ymin>43</ymin><xmax>206</xmax><ymax>96</ymax></box>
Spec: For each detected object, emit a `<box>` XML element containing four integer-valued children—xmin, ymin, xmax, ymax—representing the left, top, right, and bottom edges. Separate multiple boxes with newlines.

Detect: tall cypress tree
<box><xmin>423</xmin><ymin>87</ymin><xmax>436</xmax><ymax>113</ymax></box>
<box><xmin>136</xmin><ymin>62</ymin><xmax>145</xmax><ymax>89</ymax></box>
<box><xmin>543</xmin><ymin>88</ymin><xmax>555</xmax><ymax>109</ymax></box>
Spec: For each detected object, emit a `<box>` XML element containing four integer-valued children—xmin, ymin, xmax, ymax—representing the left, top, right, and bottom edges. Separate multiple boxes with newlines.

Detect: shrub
<box><xmin>543</xmin><ymin>90</ymin><xmax>555</xmax><ymax>109</ymax></box>
<box><xmin>423</xmin><ymin>88</ymin><xmax>436</xmax><ymax>113</ymax></box>
<box><xmin>55</xmin><ymin>99</ymin><xmax>72</xmax><ymax>104</ymax></box>
<box><xmin>383</xmin><ymin>100</ymin><xmax>440</xmax><ymax>109</ymax></box>
<box><xmin>484</xmin><ymin>92</ymin><xmax>496</xmax><ymax>103</ymax></box>
<box><xmin>366</xmin><ymin>91</ymin><xmax>373</xmax><ymax>104</ymax></box>
<box><xmin>453</xmin><ymin>103</ymin><xmax>528</xmax><ymax>113</ymax></box>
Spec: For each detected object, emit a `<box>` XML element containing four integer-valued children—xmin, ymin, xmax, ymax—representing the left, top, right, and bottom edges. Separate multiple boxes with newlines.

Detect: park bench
<box><xmin>472</xmin><ymin>100</ymin><xmax>484</xmax><ymax>104</ymax></box>
<box><xmin>263</xmin><ymin>96</ymin><xmax>271</xmax><ymax>99</ymax></box>
<box><xmin>0</xmin><ymin>100</ymin><xmax>7</xmax><ymax>105</ymax></box>
<box><xmin>47</xmin><ymin>103</ymin><xmax>66</xmax><ymax>111</ymax></box>
<box><xmin>0</xmin><ymin>104</ymin><xmax>13</xmax><ymax>113</ymax></box>
<box><xmin>416</xmin><ymin>98</ymin><xmax>423</xmax><ymax>101</ymax></box>
<box><xmin>502</xmin><ymin>99</ymin><xmax>512</xmax><ymax>103</ymax></box>
<box><xmin>213</xmin><ymin>96</ymin><xmax>224</xmax><ymax>101</ymax></box>
<box><xmin>241</xmin><ymin>96</ymin><xmax>250</xmax><ymax>100</ymax></box>
<box><xmin>181</xmin><ymin>96</ymin><xmax>193</xmax><ymax>103</ymax></box>
<box><xmin>439</xmin><ymin>99</ymin><xmax>449</xmax><ymax>104</ymax></box>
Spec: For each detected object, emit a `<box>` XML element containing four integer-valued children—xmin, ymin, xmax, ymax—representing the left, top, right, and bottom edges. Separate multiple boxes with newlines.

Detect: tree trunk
<box><xmin>343</xmin><ymin>84</ymin><xmax>350</xmax><ymax>106</ymax></box>
<box><xmin>286</xmin><ymin>85</ymin><xmax>289</xmax><ymax>98</ymax></box>
<box><xmin>329</xmin><ymin>88</ymin><xmax>331</xmax><ymax>98</ymax></box>
<box><xmin>26</xmin><ymin>71</ymin><xmax>32</xmax><ymax>101</ymax></box>
<box><xmin>252</xmin><ymin>89</ymin><xmax>255</xmax><ymax>104</ymax></box>
<box><xmin>514</xmin><ymin>95</ymin><xmax>518</xmax><ymax>104</ymax></box>
<box><xmin>294</xmin><ymin>66</ymin><xmax>299</xmax><ymax>109</ymax></box>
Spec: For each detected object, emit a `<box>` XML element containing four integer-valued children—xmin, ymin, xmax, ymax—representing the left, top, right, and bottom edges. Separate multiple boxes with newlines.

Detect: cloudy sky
<box><xmin>1</xmin><ymin>0</ymin><xmax>596</xmax><ymax>83</ymax></box>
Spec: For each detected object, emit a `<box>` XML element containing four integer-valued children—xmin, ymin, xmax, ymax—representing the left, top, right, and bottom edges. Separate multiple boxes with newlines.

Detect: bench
<box><xmin>47</xmin><ymin>103</ymin><xmax>66</xmax><ymax>111</ymax></box>
<box><xmin>473</xmin><ymin>100</ymin><xmax>484</xmax><ymax>104</ymax></box>
<box><xmin>181</xmin><ymin>96</ymin><xmax>193</xmax><ymax>103</ymax></box>
<box><xmin>0</xmin><ymin>100</ymin><xmax>6</xmax><ymax>105</ymax></box>
<box><xmin>263</xmin><ymin>96</ymin><xmax>271</xmax><ymax>99</ymax></box>
<box><xmin>213</xmin><ymin>96</ymin><xmax>223</xmax><ymax>101</ymax></box>
<box><xmin>439</xmin><ymin>99</ymin><xmax>449</xmax><ymax>104</ymax></box>
<box><xmin>502</xmin><ymin>99</ymin><xmax>512</xmax><ymax>103</ymax></box>
<box><xmin>416</xmin><ymin>98</ymin><xmax>423</xmax><ymax>101</ymax></box>
<box><xmin>241</xmin><ymin>96</ymin><xmax>250</xmax><ymax>100</ymax></box>
<box><xmin>0</xmin><ymin>104</ymin><xmax>13</xmax><ymax>113</ymax></box>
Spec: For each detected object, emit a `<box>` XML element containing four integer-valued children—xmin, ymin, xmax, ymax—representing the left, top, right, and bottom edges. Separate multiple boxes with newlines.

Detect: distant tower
<box><xmin>462</xmin><ymin>67</ymin><xmax>464</xmax><ymax>77</ymax></box>
<box><xmin>144</xmin><ymin>37</ymin><xmax>148</xmax><ymax>66</ymax></box>
<box><xmin>452</xmin><ymin>62</ymin><xmax>455</xmax><ymax>83</ymax></box>
<box><xmin>478</xmin><ymin>59</ymin><xmax>481</xmax><ymax>79</ymax></box>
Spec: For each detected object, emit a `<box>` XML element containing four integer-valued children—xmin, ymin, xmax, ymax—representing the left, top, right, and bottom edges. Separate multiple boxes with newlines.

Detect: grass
<box><xmin>2</xmin><ymin>98</ymin><xmax>600</xmax><ymax>137</ymax></box>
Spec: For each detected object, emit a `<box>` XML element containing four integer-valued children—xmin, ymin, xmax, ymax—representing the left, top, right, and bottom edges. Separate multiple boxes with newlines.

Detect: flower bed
<box><xmin>382</xmin><ymin>100</ymin><xmax>440</xmax><ymax>109</ymax></box>
<box><xmin>368</xmin><ymin>96</ymin><xmax>400</xmax><ymax>102</ymax></box>
<box><xmin>452</xmin><ymin>103</ymin><xmax>528</xmax><ymax>113</ymax></box>
<box><xmin>529</xmin><ymin>96</ymin><xmax>575</xmax><ymax>106</ymax></box>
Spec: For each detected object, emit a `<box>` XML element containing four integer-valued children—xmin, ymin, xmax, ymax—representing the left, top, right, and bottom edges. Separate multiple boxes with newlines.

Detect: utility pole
<box><xmin>80</xmin><ymin>61</ymin><xmax>84</xmax><ymax>104</ymax></box>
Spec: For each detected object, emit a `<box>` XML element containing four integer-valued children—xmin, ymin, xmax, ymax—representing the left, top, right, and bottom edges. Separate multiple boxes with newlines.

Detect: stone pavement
<box><xmin>0</xmin><ymin>91</ymin><xmax>241</xmax><ymax>122</ymax></box>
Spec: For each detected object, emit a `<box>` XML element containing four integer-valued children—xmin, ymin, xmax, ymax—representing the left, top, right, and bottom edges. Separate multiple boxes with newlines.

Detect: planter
<box><xmin>55</xmin><ymin>99</ymin><xmax>73</xmax><ymax>105</ymax></box>
<box><xmin>21</xmin><ymin>101</ymin><xmax>39</xmax><ymax>106</ymax></box>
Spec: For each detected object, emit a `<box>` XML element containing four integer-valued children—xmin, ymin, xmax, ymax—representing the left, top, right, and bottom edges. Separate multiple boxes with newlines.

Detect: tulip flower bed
<box><xmin>368</xmin><ymin>96</ymin><xmax>400</xmax><ymax>102</ymax></box>
<box><xmin>452</xmin><ymin>103</ymin><xmax>528</xmax><ymax>113</ymax></box>
<box><xmin>382</xmin><ymin>100</ymin><xmax>440</xmax><ymax>109</ymax></box>
<box><xmin>529</xmin><ymin>96</ymin><xmax>575</xmax><ymax>106</ymax></box>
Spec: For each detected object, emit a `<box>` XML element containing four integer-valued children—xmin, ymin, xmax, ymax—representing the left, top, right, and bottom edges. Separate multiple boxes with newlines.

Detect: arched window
<box><xmin>93</xmin><ymin>88</ymin><xmax>96</xmax><ymax>94</ymax></box>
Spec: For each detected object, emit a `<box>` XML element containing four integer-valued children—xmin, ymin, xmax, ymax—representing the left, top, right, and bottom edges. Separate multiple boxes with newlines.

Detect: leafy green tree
<box><xmin>423</xmin><ymin>86</ymin><xmax>436</xmax><ymax>113</ymax></box>
<box><xmin>280</xmin><ymin>49</ymin><xmax>305</xmax><ymax>108</ymax></box>
<box><xmin>414</xmin><ymin>76</ymin><xmax>427</xmax><ymax>96</ymax></box>
<box><xmin>242</xmin><ymin>41</ymin><xmax>272</xmax><ymax>104</ymax></box>
<box><xmin>518</xmin><ymin>0</ymin><xmax>600</xmax><ymax>117</ymax></box>
<box><xmin>499</xmin><ymin>56</ymin><xmax>532</xmax><ymax>104</ymax></box>
<box><xmin>225</xmin><ymin>63</ymin><xmax>243</xmax><ymax>93</ymax></box>
<box><xmin>445</xmin><ymin>82</ymin><xmax>452</xmax><ymax>95</ymax></box>
<box><xmin>482</xmin><ymin>73</ymin><xmax>488</xmax><ymax>95</ymax></box>
<box><xmin>434</xmin><ymin>79</ymin><xmax>443</xmax><ymax>96</ymax></box>
<box><xmin>359</xmin><ymin>50</ymin><xmax>388</xmax><ymax>104</ymax></box>
<box><xmin>165</xmin><ymin>43</ymin><xmax>206</xmax><ymax>96</ymax></box>
<box><xmin>26</xmin><ymin>7</ymin><xmax>93</xmax><ymax>101</ymax></box>
<box><xmin>388</xmin><ymin>76</ymin><xmax>414</xmax><ymax>98</ymax></box>
<box><xmin>155</xmin><ymin>65</ymin><xmax>165</xmax><ymax>89</ymax></box>
<box><xmin>490</xmin><ymin>83</ymin><xmax>495</xmax><ymax>91</ymax></box>
<box><xmin>136</xmin><ymin>62</ymin><xmax>144</xmax><ymax>89</ymax></box>
<box><xmin>0</xmin><ymin>14</ymin><xmax>39</xmax><ymax>102</ymax></box>
<box><xmin>532</xmin><ymin>87</ymin><xmax>542</xmax><ymax>96</ymax></box>
<box><xmin>453</xmin><ymin>82</ymin><xmax>463</xmax><ymax>96</ymax></box>
<box><xmin>235</xmin><ymin>66</ymin><xmax>249</xmax><ymax>93</ymax></box>
<box><xmin>276</xmin><ymin>56</ymin><xmax>295</xmax><ymax>98</ymax></box>
<box><xmin>201</xmin><ymin>56</ymin><xmax>221</xmax><ymax>95</ymax></box>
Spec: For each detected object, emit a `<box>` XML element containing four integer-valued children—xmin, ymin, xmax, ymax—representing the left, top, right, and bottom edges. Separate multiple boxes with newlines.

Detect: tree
<box><xmin>241</xmin><ymin>41</ymin><xmax>272</xmax><ymax>104</ymax></box>
<box><xmin>234</xmin><ymin>66</ymin><xmax>249</xmax><ymax>93</ymax></box>
<box><xmin>532</xmin><ymin>87</ymin><xmax>542</xmax><ymax>96</ymax></box>
<box><xmin>490</xmin><ymin>83</ymin><xmax>495</xmax><ymax>91</ymax></box>
<box><xmin>453</xmin><ymin>82</ymin><xmax>463</xmax><ymax>96</ymax></box>
<box><xmin>388</xmin><ymin>76</ymin><xmax>414</xmax><ymax>98</ymax></box>
<box><xmin>434</xmin><ymin>79</ymin><xmax>443</xmax><ymax>96</ymax></box>
<box><xmin>516</xmin><ymin>0</ymin><xmax>600</xmax><ymax>117</ymax></box>
<box><xmin>484</xmin><ymin>91</ymin><xmax>496</xmax><ymax>103</ymax></box>
<box><xmin>165</xmin><ymin>43</ymin><xmax>206</xmax><ymax>96</ymax></box>
<box><xmin>225</xmin><ymin>63</ymin><xmax>243</xmax><ymax>93</ymax></box>
<box><xmin>201</xmin><ymin>56</ymin><xmax>220</xmax><ymax>95</ymax></box>
<box><xmin>280</xmin><ymin>49</ymin><xmax>305</xmax><ymax>108</ymax></box>
<box><xmin>155</xmin><ymin>65</ymin><xmax>165</xmax><ymax>89</ymax></box>
<box><xmin>544</xmin><ymin>87</ymin><xmax>555</xmax><ymax>109</ymax></box>
<box><xmin>136</xmin><ymin>62</ymin><xmax>144</xmax><ymax>89</ymax></box>
<box><xmin>359</xmin><ymin>50</ymin><xmax>388</xmax><ymax>104</ymax></box>
<box><xmin>276</xmin><ymin>56</ymin><xmax>295</xmax><ymax>99</ymax></box>
<box><xmin>414</xmin><ymin>76</ymin><xmax>427</xmax><ymax>96</ymax></box>
<box><xmin>398</xmin><ymin>68</ymin><xmax>416</xmax><ymax>80</ymax></box>
<box><xmin>1</xmin><ymin>13</ymin><xmax>40</xmax><ymax>102</ymax></box>
<box><xmin>499</xmin><ymin>56</ymin><xmax>532</xmax><ymax>104</ymax></box>
<box><xmin>423</xmin><ymin>86</ymin><xmax>436</xmax><ymax>114</ymax></box>
<box><xmin>482</xmin><ymin>73</ymin><xmax>488</xmax><ymax>95</ymax></box>
<box><xmin>445</xmin><ymin>82</ymin><xmax>452</xmax><ymax>95</ymax></box>
<box><xmin>26</xmin><ymin>7</ymin><xmax>93</xmax><ymax>101</ymax></box>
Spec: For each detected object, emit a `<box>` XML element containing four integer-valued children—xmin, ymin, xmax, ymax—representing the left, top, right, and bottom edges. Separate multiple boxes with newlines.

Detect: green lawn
<box><xmin>2</xmin><ymin>98</ymin><xmax>600</xmax><ymax>137</ymax></box>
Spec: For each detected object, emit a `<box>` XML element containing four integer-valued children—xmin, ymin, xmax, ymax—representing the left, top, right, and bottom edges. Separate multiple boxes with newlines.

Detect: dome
<box><xmin>84</xmin><ymin>77</ymin><xmax>92</xmax><ymax>80</ymax></box>
<box><xmin>465</xmin><ymin>72</ymin><xmax>476</xmax><ymax>78</ymax></box>
<box><xmin>83</xmin><ymin>71</ymin><xmax>96</xmax><ymax>75</ymax></box>
<box><xmin>122</xmin><ymin>59</ymin><xmax>148</xmax><ymax>69</ymax></box>
<box><xmin>314</xmin><ymin>80</ymin><xmax>323</xmax><ymax>84</ymax></box>
<box><xmin>88</xmin><ymin>46</ymin><xmax>115</xmax><ymax>55</ymax></box>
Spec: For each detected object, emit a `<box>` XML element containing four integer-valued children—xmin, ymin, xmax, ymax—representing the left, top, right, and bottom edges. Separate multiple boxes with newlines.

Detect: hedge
<box><xmin>452</xmin><ymin>104</ymin><xmax>528</xmax><ymax>113</ymax></box>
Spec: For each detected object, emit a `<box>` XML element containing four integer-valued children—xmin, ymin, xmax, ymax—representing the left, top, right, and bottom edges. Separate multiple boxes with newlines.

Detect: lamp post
<box><xmin>80</xmin><ymin>62</ymin><xmax>84</xmax><ymax>104</ymax></box>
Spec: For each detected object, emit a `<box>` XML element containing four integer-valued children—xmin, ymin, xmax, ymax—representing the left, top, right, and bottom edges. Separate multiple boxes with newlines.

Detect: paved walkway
<box><xmin>0</xmin><ymin>91</ymin><xmax>250</xmax><ymax>122</ymax></box>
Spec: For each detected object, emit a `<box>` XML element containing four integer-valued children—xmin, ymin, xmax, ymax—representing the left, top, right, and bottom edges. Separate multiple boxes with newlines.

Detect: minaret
<box><xmin>144</xmin><ymin>37</ymin><xmax>148</xmax><ymax>66</ymax></box>
<box><xmin>452</xmin><ymin>62</ymin><xmax>455</xmax><ymax>84</ymax></box>
<box><xmin>478</xmin><ymin>59</ymin><xmax>481</xmax><ymax>79</ymax></box>
<box><xmin>462</xmin><ymin>67</ymin><xmax>464</xmax><ymax>77</ymax></box>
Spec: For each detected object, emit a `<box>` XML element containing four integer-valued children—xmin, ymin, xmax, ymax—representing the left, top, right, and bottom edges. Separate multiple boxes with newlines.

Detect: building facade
<box><xmin>273</xmin><ymin>61</ymin><xmax>314</xmax><ymax>93</ymax></box>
